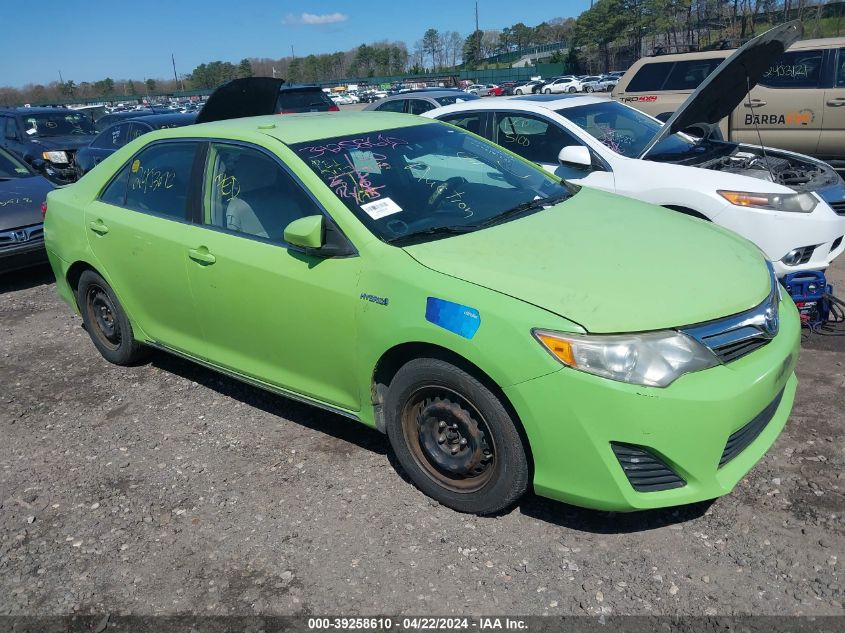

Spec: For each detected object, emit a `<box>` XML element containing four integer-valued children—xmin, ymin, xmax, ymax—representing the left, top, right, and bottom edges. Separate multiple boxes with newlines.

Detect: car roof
<box><xmin>0</xmin><ymin>107</ymin><xmax>79</xmax><ymax>115</ymax></box>
<box><xmin>150</xmin><ymin>111</ymin><xmax>436</xmax><ymax>145</ymax></box>
<box><xmin>427</xmin><ymin>94</ymin><xmax>607</xmax><ymax>117</ymax></box>
<box><xmin>124</xmin><ymin>113</ymin><xmax>197</xmax><ymax>126</ymax></box>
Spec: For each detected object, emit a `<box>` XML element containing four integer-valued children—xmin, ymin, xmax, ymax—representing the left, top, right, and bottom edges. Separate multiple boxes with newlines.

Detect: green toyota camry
<box><xmin>44</xmin><ymin>112</ymin><xmax>800</xmax><ymax>515</ymax></box>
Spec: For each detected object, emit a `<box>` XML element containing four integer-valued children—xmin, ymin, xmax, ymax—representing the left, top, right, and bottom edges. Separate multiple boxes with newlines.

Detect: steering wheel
<box><xmin>427</xmin><ymin>176</ymin><xmax>468</xmax><ymax>210</ymax></box>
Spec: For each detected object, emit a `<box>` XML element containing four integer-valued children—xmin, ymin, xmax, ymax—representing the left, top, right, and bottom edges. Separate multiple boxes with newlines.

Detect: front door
<box><xmin>185</xmin><ymin>141</ymin><xmax>362</xmax><ymax>410</ymax></box>
<box><xmin>83</xmin><ymin>140</ymin><xmax>205</xmax><ymax>353</ymax></box>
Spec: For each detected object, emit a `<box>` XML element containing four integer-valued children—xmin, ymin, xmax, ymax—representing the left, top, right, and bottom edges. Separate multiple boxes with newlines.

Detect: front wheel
<box><xmin>77</xmin><ymin>270</ymin><xmax>147</xmax><ymax>365</ymax></box>
<box><xmin>543</xmin><ymin>88</ymin><xmax>552</xmax><ymax>94</ymax></box>
<box><xmin>385</xmin><ymin>358</ymin><xmax>529</xmax><ymax>514</ymax></box>
<box><xmin>585</xmin><ymin>86</ymin><xmax>594</xmax><ymax>93</ymax></box>
<box><xmin>568</xmin><ymin>86</ymin><xmax>577</xmax><ymax>93</ymax></box>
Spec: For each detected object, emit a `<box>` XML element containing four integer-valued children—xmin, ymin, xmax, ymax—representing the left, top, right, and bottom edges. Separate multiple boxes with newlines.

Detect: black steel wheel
<box><xmin>77</xmin><ymin>270</ymin><xmax>147</xmax><ymax>365</ymax></box>
<box><xmin>385</xmin><ymin>358</ymin><xmax>529</xmax><ymax>514</ymax></box>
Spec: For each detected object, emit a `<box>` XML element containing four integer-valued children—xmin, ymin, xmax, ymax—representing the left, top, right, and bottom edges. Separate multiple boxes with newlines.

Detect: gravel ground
<box><xmin>0</xmin><ymin>257</ymin><xmax>842</xmax><ymax>618</ymax></box>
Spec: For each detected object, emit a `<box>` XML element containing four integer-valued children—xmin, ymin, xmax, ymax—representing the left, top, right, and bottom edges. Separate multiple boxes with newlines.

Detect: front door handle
<box><xmin>188</xmin><ymin>247</ymin><xmax>216</xmax><ymax>265</ymax></box>
<box><xmin>826</xmin><ymin>98</ymin><xmax>845</xmax><ymax>107</ymax></box>
<box><xmin>744</xmin><ymin>99</ymin><xmax>767</xmax><ymax>108</ymax></box>
<box><xmin>88</xmin><ymin>220</ymin><xmax>109</xmax><ymax>235</ymax></box>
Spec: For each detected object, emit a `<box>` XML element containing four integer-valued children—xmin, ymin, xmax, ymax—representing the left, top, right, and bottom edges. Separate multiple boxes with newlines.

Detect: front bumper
<box><xmin>505</xmin><ymin>299</ymin><xmax>800</xmax><ymax>511</ymax></box>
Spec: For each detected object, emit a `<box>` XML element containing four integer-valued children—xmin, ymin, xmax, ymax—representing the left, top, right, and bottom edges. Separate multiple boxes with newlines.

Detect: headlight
<box><xmin>718</xmin><ymin>190</ymin><xmax>817</xmax><ymax>213</ymax></box>
<box><xmin>533</xmin><ymin>329</ymin><xmax>718</xmax><ymax>387</ymax></box>
<box><xmin>41</xmin><ymin>151</ymin><xmax>69</xmax><ymax>164</ymax></box>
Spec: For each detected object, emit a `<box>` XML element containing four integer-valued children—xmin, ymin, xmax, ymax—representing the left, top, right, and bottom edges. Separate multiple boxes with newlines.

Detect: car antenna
<box><xmin>746</xmin><ymin>70</ymin><xmax>775</xmax><ymax>182</ymax></box>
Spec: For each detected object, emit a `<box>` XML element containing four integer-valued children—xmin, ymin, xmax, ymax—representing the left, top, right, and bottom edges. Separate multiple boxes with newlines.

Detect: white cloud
<box><xmin>283</xmin><ymin>12</ymin><xmax>348</xmax><ymax>26</ymax></box>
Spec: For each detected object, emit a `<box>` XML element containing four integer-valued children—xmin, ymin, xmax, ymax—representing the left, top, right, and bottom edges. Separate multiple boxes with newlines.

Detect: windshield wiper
<box><xmin>475</xmin><ymin>193</ymin><xmax>570</xmax><ymax>229</ymax></box>
<box><xmin>388</xmin><ymin>224</ymin><xmax>476</xmax><ymax>245</ymax></box>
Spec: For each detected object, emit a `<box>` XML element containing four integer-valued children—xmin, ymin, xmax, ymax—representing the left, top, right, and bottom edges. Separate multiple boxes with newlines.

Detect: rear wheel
<box><xmin>585</xmin><ymin>86</ymin><xmax>594</xmax><ymax>93</ymax></box>
<box><xmin>77</xmin><ymin>270</ymin><xmax>147</xmax><ymax>365</ymax></box>
<box><xmin>568</xmin><ymin>86</ymin><xmax>577</xmax><ymax>93</ymax></box>
<box><xmin>385</xmin><ymin>358</ymin><xmax>529</xmax><ymax>514</ymax></box>
<box><xmin>543</xmin><ymin>88</ymin><xmax>552</xmax><ymax>94</ymax></box>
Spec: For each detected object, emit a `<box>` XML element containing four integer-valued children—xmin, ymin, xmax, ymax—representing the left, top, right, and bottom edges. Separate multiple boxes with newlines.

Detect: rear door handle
<box><xmin>744</xmin><ymin>99</ymin><xmax>767</xmax><ymax>108</ymax></box>
<box><xmin>88</xmin><ymin>220</ymin><xmax>109</xmax><ymax>235</ymax></box>
<box><xmin>826</xmin><ymin>98</ymin><xmax>845</xmax><ymax>107</ymax></box>
<box><xmin>188</xmin><ymin>247</ymin><xmax>216</xmax><ymax>265</ymax></box>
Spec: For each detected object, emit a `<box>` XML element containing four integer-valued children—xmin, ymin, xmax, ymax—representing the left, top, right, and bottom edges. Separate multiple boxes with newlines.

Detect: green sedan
<box><xmin>43</xmin><ymin>112</ymin><xmax>800</xmax><ymax>514</ymax></box>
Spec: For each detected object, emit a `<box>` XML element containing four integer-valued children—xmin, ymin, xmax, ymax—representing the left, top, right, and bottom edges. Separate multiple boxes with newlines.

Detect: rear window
<box><xmin>276</xmin><ymin>89</ymin><xmax>335</xmax><ymax>113</ymax></box>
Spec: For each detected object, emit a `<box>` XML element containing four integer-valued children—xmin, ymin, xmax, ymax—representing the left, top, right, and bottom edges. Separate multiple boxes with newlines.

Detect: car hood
<box><xmin>197</xmin><ymin>77</ymin><xmax>285</xmax><ymax>123</ymax></box>
<box><xmin>403</xmin><ymin>188</ymin><xmax>771</xmax><ymax>333</ymax></box>
<box><xmin>640</xmin><ymin>20</ymin><xmax>802</xmax><ymax>159</ymax></box>
<box><xmin>29</xmin><ymin>135</ymin><xmax>96</xmax><ymax>151</ymax></box>
<box><xmin>0</xmin><ymin>176</ymin><xmax>54</xmax><ymax>229</ymax></box>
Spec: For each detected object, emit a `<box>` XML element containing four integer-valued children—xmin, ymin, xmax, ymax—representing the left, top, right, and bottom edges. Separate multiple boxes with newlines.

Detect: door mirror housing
<box><xmin>558</xmin><ymin>145</ymin><xmax>593</xmax><ymax>170</ymax></box>
<box><xmin>284</xmin><ymin>215</ymin><xmax>355</xmax><ymax>258</ymax></box>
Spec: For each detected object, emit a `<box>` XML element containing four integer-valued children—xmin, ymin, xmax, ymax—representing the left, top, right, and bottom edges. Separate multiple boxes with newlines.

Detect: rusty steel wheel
<box><xmin>400</xmin><ymin>386</ymin><xmax>497</xmax><ymax>493</ymax></box>
<box><xmin>385</xmin><ymin>358</ymin><xmax>529</xmax><ymax>514</ymax></box>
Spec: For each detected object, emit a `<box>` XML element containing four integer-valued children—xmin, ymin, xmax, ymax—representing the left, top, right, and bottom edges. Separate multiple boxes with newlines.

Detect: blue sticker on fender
<box><xmin>425</xmin><ymin>297</ymin><xmax>481</xmax><ymax>339</ymax></box>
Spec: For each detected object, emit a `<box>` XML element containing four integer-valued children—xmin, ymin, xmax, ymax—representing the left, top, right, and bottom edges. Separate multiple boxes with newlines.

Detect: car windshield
<box><xmin>435</xmin><ymin>94</ymin><xmax>480</xmax><ymax>105</ymax></box>
<box><xmin>291</xmin><ymin>123</ymin><xmax>572</xmax><ymax>245</ymax></box>
<box><xmin>276</xmin><ymin>90</ymin><xmax>334</xmax><ymax>112</ymax></box>
<box><xmin>22</xmin><ymin>111</ymin><xmax>96</xmax><ymax>137</ymax></box>
<box><xmin>0</xmin><ymin>147</ymin><xmax>32</xmax><ymax>179</ymax></box>
<box><xmin>557</xmin><ymin>101</ymin><xmax>697</xmax><ymax>158</ymax></box>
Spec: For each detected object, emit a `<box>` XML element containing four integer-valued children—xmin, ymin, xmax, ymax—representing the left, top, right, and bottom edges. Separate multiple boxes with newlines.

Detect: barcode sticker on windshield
<box><xmin>361</xmin><ymin>197</ymin><xmax>402</xmax><ymax>220</ymax></box>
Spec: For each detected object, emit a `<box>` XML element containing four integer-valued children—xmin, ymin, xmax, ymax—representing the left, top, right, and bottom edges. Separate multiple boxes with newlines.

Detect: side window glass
<box><xmin>375</xmin><ymin>99</ymin><xmax>406</xmax><ymax>113</ymax></box>
<box><xmin>92</xmin><ymin>123</ymin><xmax>128</xmax><ymax>149</ymax></box>
<box><xmin>626</xmin><ymin>62</ymin><xmax>674</xmax><ymax>92</ymax></box>
<box><xmin>123</xmin><ymin>142</ymin><xmax>197</xmax><ymax>219</ymax></box>
<box><xmin>409</xmin><ymin>99</ymin><xmax>435</xmax><ymax>115</ymax></box>
<box><xmin>837</xmin><ymin>48</ymin><xmax>845</xmax><ymax>87</ymax></box>
<box><xmin>759</xmin><ymin>50</ymin><xmax>824</xmax><ymax>88</ymax></box>
<box><xmin>204</xmin><ymin>144</ymin><xmax>321</xmax><ymax>243</ymax></box>
<box><xmin>127</xmin><ymin>122</ymin><xmax>151</xmax><ymax>143</ymax></box>
<box><xmin>662</xmin><ymin>58</ymin><xmax>723</xmax><ymax>90</ymax></box>
<box><xmin>495</xmin><ymin>113</ymin><xmax>581</xmax><ymax>164</ymax></box>
<box><xmin>440</xmin><ymin>112</ymin><xmax>484</xmax><ymax>136</ymax></box>
<box><xmin>5</xmin><ymin>118</ymin><xmax>18</xmax><ymax>139</ymax></box>
<box><xmin>99</xmin><ymin>163</ymin><xmax>131</xmax><ymax>206</ymax></box>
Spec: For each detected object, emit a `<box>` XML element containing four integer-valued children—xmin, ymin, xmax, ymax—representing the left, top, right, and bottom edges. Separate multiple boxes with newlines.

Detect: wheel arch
<box><xmin>66</xmin><ymin>260</ymin><xmax>101</xmax><ymax>303</ymax></box>
<box><xmin>370</xmin><ymin>341</ymin><xmax>535</xmax><ymax>475</ymax></box>
<box><xmin>663</xmin><ymin>205</ymin><xmax>711</xmax><ymax>222</ymax></box>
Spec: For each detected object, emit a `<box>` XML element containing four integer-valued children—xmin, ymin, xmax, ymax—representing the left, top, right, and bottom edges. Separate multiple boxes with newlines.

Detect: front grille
<box><xmin>681</xmin><ymin>266</ymin><xmax>779</xmax><ymax>364</ymax></box>
<box><xmin>829</xmin><ymin>200</ymin><xmax>845</xmax><ymax>215</ymax></box>
<box><xmin>611</xmin><ymin>442</ymin><xmax>686</xmax><ymax>492</ymax></box>
<box><xmin>0</xmin><ymin>223</ymin><xmax>44</xmax><ymax>249</ymax></box>
<box><xmin>719</xmin><ymin>389</ymin><xmax>785</xmax><ymax>468</ymax></box>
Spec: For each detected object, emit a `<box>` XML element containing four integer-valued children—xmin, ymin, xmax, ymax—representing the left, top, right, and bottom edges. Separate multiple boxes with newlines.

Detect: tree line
<box><xmin>1</xmin><ymin>1</ymin><xmax>841</xmax><ymax>106</ymax></box>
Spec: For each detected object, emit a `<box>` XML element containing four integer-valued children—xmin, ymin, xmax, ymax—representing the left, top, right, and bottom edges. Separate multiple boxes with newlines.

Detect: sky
<box><xmin>0</xmin><ymin>0</ymin><xmax>593</xmax><ymax>88</ymax></box>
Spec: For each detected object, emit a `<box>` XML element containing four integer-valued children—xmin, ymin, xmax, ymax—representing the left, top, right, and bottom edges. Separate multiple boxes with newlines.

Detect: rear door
<box><xmin>818</xmin><ymin>47</ymin><xmax>845</xmax><ymax>164</ymax></box>
<box><xmin>730</xmin><ymin>47</ymin><xmax>826</xmax><ymax>154</ymax></box>
<box><xmin>84</xmin><ymin>140</ymin><xmax>205</xmax><ymax>352</ymax></box>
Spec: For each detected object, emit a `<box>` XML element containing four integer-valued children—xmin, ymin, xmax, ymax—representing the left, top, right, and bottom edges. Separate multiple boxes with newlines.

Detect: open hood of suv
<box><xmin>639</xmin><ymin>20</ymin><xmax>802</xmax><ymax>159</ymax></box>
<box><xmin>196</xmin><ymin>77</ymin><xmax>285</xmax><ymax>124</ymax></box>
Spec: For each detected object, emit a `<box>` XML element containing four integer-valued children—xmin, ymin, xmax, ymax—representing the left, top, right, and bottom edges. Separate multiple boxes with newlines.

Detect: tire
<box><xmin>385</xmin><ymin>358</ymin><xmax>529</xmax><ymax>515</ymax></box>
<box><xmin>514</xmin><ymin>89</ymin><xmax>523</xmax><ymax>95</ymax></box>
<box><xmin>543</xmin><ymin>88</ymin><xmax>552</xmax><ymax>94</ymax></box>
<box><xmin>585</xmin><ymin>86</ymin><xmax>593</xmax><ymax>93</ymax></box>
<box><xmin>568</xmin><ymin>86</ymin><xmax>577</xmax><ymax>93</ymax></box>
<box><xmin>77</xmin><ymin>270</ymin><xmax>147</xmax><ymax>365</ymax></box>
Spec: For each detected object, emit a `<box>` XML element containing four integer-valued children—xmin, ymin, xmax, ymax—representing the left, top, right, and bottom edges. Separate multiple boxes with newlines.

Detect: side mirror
<box><xmin>284</xmin><ymin>215</ymin><xmax>324</xmax><ymax>249</ymax></box>
<box><xmin>558</xmin><ymin>145</ymin><xmax>592</xmax><ymax>170</ymax></box>
<box><xmin>284</xmin><ymin>215</ymin><xmax>355</xmax><ymax>258</ymax></box>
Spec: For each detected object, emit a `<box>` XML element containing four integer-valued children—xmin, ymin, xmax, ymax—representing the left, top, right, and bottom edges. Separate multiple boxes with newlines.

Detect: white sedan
<box><xmin>423</xmin><ymin>95</ymin><xmax>845</xmax><ymax>277</ymax></box>
<box><xmin>542</xmin><ymin>77</ymin><xmax>583</xmax><ymax>94</ymax></box>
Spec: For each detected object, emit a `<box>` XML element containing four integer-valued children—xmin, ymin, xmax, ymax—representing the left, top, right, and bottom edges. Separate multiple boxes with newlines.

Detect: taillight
<box><xmin>41</xmin><ymin>201</ymin><xmax>47</xmax><ymax>217</ymax></box>
<box><xmin>328</xmin><ymin>105</ymin><xmax>339</xmax><ymax>112</ymax></box>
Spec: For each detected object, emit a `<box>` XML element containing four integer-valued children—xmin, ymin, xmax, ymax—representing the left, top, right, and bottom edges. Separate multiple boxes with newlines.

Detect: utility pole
<box><xmin>475</xmin><ymin>1</ymin><xmax>481</xmax><ymax>64</ymax></box>
<box><xmin>172</xmin><ymin>53</ymin><xmax>184</xmax><ymax>91</ymax></box>
<box><xmin>291</xmin><ymin>45</ymin><xmax>295</xmax><ymax>59</ymax></box>
<box><xmin>58</xmin><ymin>69</ymin><xmax>64</xmax><ymax>85</ymax></box>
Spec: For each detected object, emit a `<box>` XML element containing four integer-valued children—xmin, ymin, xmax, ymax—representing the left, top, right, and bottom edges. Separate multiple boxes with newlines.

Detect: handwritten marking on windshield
<box><xmin>298</xmin><ymin>135</ymin><xmax>409</xmax><ymax>159</ymax></box>
<box><xmin>311</xmin><ymin>156</ymin><xmax>385</xmax><ymax>205</ymax></box>
<box><xmin>215</xmin><ymin>173</ymin><xmax>240</xmax><ymax>201</ymax></box>
<box><xmin>764</xmin><ymin>64</ymin><xmax>811</xmax><ymax>79</ymax></box>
